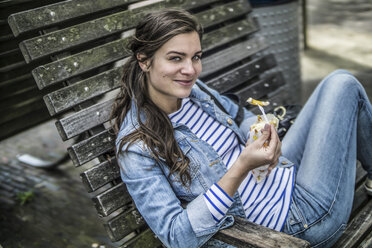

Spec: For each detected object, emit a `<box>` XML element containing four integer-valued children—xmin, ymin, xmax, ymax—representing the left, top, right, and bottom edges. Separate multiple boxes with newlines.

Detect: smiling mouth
<box><xmin>174</xmin><ymin>79</ymin><xmax>194</xmax><ymax>86</ymax></box>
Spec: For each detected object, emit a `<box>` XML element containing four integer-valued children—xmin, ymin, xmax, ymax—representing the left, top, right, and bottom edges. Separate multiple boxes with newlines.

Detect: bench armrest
<box><xmin>215</xmin><ymin>215</ymin><xmax>311</xmax><ymax>248</ymax></box>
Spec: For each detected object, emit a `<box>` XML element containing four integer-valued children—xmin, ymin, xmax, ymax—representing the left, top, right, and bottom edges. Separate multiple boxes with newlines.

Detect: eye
<box><xmin>193</xmin><ymin>55</ymin><xmax>202</xmax><ymax>61</ymax></box>
<box><xmin>169</xmin><ymin>56</ymin><xmax>182</xmax><ymax>61</ymax></box>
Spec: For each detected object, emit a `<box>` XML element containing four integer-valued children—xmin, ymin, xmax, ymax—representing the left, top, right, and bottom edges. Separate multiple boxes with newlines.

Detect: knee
<box><xmin>320</xmin><ymin>70</ymin><xmax>362</xmax><ymax>98</ymax></box>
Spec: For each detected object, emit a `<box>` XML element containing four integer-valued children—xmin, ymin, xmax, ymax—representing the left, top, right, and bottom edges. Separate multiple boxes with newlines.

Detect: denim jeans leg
<box><xmin>281</xmin><ymin>70</ymin><xmax>372</xmax><ymax>247</ymax></box>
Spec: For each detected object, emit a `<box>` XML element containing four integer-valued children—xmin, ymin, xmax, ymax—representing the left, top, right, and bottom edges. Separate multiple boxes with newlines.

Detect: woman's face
<box><xmin>142</xmin><ymin>31</ymin><xmax>202</xmax><ymax>113</ymax></box>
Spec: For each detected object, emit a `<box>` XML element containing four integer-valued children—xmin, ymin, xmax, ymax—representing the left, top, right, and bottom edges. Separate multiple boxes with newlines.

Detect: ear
<box><xmin>136</xmin><ymin>53</ymin><xmax>149</xmax><ymax>72</ymax></box>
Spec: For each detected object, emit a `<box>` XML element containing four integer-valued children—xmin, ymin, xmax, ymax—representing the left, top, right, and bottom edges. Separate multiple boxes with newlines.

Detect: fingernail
<box><xmin>264</xmin><ymin>124</ymin><xmax>270</xmax><ymax>130</ymax></box>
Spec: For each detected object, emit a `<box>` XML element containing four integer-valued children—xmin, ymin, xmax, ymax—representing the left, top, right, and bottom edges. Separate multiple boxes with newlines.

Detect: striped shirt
<box><xmin>169</xmin><ymin>98</ymin><xmax>294</xmax><ymax>231</ymax></box>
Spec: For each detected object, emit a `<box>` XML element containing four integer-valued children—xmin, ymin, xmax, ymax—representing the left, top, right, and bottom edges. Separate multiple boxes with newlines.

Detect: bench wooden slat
<box><xmin>33</xmin><ymin>39</ymin><xmax>128</xmax><ymax>90</ymax></box>
<box><xmin>194</xmin><ymin>0</ymin><xmax>250</xmax><ymax>29</ymax></box>
<box><xmin>0</xmin><ymin>106</ymin><xmax>51</xmax><ymax>141</ymax></box>
<box><xmin>205</xmin><ymin>54</ymin><xmax>276</xmax><ymax>93</ymax></box>
<box><xmin>33</xmin><ymin>15</ymin><xmax>257</xmax><ymax>90</ymax></box>
<box><xmin>93</xmin><ymin>182</ymin><xmax>131</xmax><ymax>217</ymax></box>
<box><xmin>68</xmin><ymin>129</ymin><xmax>115</xmax><ymax>166</ymax></box>
<box><xmin>237</xmin><ymin>73</ymin><xmax>285</xmax><ymax>107</ymax></box>
<box><xmin>0</xmin><ymin>96</ymin><xmax>45</xmax><ymax>124</ymax></box>
<box><xmin>19</xmin><ymin>0</ymin><xmax>221</xmax><ymax>63</ymax></box>
<box><xmin>355</xmin><ymin>161</ymin><xmax>367</xmax><ymax>187</ymax></box>
<box><xmin>333</xmin><ymin>199</ymin><xmax>372</xmax><ymax>248</ymax></box>
<box><xmin>104</xmin><ymin>208</ymin><xmax>146</xmax><ymax>242</ymax></box>
<box><xmin>8</xmin><ymin>0</ymin><xmax>140</xmax><ymax>36</ymax></box>
<box><xmin>351</xmin><ymin>181</ymin><xmax>370</xmax><ymax>220</ymax></box>
<box><xmin>201</xmin><ymin>36</ymin><xmax>267</xmax><ymax>78</ymax></box>
<box><xmin>43</xmin><ymin>67</ymin><xmax>121</xmax><ymax>116</ymax></box>
<box><xmin>56</xmin><ymin>99</ymin><xmax>115</xmax><ymax>140</ymax></box>
<box><xmin>215</xmin><ymin>216</ymin><xmax>310</xmax><ymax>248</ymax></box>
<box><xmin>359</xmin><ymin>231</ymin><xmax>372</xmax><ymax>248</ymax></box>
<box><xmin>119</xmin><ymin>228</ymin><xmax>162</xmax><ymax>248</ymax></box>
<box><xmin>80</xmin><ymin>157</ymin><xmax>120</xmax><ymax>192</ymax></box>
<box><xmin>202</xmin><ymin>17</ymin><xmax>258</xmax><ymax>53</ymax></box>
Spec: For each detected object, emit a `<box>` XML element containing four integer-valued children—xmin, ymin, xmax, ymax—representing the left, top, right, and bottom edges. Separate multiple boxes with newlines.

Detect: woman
<box><xmin>111</xmin><ymin>9</ymin><xmax>372</xmax><ymax>248</ymax></box>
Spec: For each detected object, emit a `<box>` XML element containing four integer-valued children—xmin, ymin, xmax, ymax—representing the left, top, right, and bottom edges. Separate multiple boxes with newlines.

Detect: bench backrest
<box><xmin>8</xmin><ymin>0</ymin><xmax>289</xmax><ymax>246</ymax></box>
<box><xmin>0</xmin><ymin>0</ymin><xmax>67</xmax><ymax>141</ymax></box>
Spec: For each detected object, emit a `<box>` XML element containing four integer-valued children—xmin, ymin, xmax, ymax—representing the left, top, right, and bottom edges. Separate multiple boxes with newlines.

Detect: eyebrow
<box><xmin>166</xmin><ymin>50</ymin><xmax>203</xmax><ymax>56</ymax></box>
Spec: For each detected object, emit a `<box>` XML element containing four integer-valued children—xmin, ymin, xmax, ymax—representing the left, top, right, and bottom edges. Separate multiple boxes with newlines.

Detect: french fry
<box><xmin>246</xmin><ymin>97</ymin><xmax>270</xmax><ymax>107</ymax></box>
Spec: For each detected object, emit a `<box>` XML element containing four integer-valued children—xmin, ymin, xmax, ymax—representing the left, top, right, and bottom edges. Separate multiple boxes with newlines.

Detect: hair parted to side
<box><xmin>111</xmin><ymin>9</ymin><xmax>203</xmax><ymax>187</ymax></box>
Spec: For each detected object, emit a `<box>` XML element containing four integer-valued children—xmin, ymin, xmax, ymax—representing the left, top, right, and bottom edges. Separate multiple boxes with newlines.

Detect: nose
<box><xmin>180</xmin><ymin>60</ymin><xmax>196</xmax><ymax>75</ymax></box>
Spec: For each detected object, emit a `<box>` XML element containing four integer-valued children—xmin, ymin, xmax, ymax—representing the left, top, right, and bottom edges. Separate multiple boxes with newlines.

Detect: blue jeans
<box><xmin>281</xmin><ymin>70</ymin><xmax>372</xmax><ymax>247</ymax></box>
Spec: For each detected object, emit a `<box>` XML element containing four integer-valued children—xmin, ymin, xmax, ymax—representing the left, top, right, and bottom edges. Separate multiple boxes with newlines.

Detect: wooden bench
<box><xmin>7</xmin><ymin>0</ymin><xmax>371</xmax><ymax>247</ymax></box>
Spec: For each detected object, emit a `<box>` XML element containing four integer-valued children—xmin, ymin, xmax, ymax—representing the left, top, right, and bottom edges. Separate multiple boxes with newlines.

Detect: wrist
<box><xmin>229</xmin><ymin>157</ymin><xmax>250</xmax><ymax>181</ymax></box>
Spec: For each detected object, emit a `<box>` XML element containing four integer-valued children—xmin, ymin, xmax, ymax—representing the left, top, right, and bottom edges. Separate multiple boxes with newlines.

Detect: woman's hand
<box><xmin>235</xmin><ymin>123</ymin><xmax>282</xmax><ymax>176</ymax></box>
<box><xmin>217</xmin><ymin>123</ymin><xmax>282</xmax><ymax>198</ymax></box>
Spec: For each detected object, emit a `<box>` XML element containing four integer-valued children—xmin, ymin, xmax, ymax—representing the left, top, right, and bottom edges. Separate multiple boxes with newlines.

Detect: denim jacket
<box><xmin>116</xmin><ymin>80</ymin><xmax>294</xmax><ymax>248</ymax></box>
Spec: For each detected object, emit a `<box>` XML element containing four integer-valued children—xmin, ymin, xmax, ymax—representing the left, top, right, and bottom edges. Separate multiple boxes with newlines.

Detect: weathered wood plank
<box><xmin>33</xmin><ymin>40</ymin><xmax>127</xmax><ymax>90</ymax></box>
<box><xmin>333</xmin><ymin>200</ymin><xmax>372</xmax><ymax>248</ymax></box>
<box><xmin>215</xmin><ymin>216</ymin><xmax>310</xmax><ymax>248</ymax></box>
<box><xmin>205</xmin><ymin>54</ymin><xmax>276</xmax><ymax>93</ymax></box>
<box><xmin>43</xmin><ymin>68</ymin><xmax>121</xmax><ymax>115</ymax></box>
<box><xmin>236</xmin><ymin>73</ymin><xmax>285</xmax><ymax>107</ymax></box>
<box><xmin>68</xmin><ymin>129</ymin><xmax>115</xmax><ymax>166</ymax></box>
<box><xmin>0</xmin><ymin>96</ymin><xmax>46</xmax><ymax>124</ymax></box>
<box><xmin>92</xmin><ymin>182</ymin><xmax>131</xmax><ymax>217</ymax></box>
<box><xmin>56</xmin><ymin>98</ymin><xmax>115</xmax><ymax>141</ymax></box>
<box><xmin>104</xmin><ymin>208</ymin><xmax>146</xmax><ymax>242</ymax></box>
<box><xmin>194</xmin><ymin>0</ymin><xmax>250</xmax><ymax>29</ymax></box>
<box><xmin>119</xmin><ymin>228</ymin><xmax>162</xmax><ymax>248</ymax></box>
<box><xmin>0</xmin><ymin>107</ymin><xmax>50</xmax><ymax>141</ymax></box>
<box><xmin>8</xmin><ymin>0</ymin><xmax>140</xmax><ymax>36</ymax></box>
<box><xmin>351</xmin><ymin>182</ymin><xmax>370</xmax><ymax>219</ymax></box>
<box><xmin>201</xmin><ymin>36</ymin><xmax>267</xmax><ymax>78</ymax></box>
<box><xmin>19</xmin><ymin>0</ymin><xmax>221</xmax><ymax>63</ymax></box>
<box><xmin>203</xmin><ymin>17</ymin><xmax>258</xmax><ymax>53</ymax></box>
<box><xmin>0</xmin><ymin>85</ymin><xmax>38</xmax><ymax>106</ymax></box>
<box><xmin>359</xmin><ymin>230</ymin><xmax>372</xmax><ymax>248</ymax></box>
<box><xmin>32</xmin><ymin>1</ymin><xmax>252</xmax><ymax>89</ymax></box>
<box><xmin>355</xmin><ymin>160</ymin><xmax>367</xmax><ymax>188</ymax></box>
<box><xmin>80</xmin><ymin>157</ymin><xmax>120</xmax><ymax>192</ymax></box>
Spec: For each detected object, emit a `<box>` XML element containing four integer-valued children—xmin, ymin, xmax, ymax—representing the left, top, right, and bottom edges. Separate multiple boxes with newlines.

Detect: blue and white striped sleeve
<box><xmin>203</xmin><ymin>183</ymin><xmax>234</xmax><ymax>222</ymax></box>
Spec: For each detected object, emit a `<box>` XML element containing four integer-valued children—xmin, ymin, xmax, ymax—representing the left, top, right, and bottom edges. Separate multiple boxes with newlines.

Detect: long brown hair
<box><xmin>111</xmin><ymin>9</ymin><xmax>203</xmax><ymax>186</ymax></box>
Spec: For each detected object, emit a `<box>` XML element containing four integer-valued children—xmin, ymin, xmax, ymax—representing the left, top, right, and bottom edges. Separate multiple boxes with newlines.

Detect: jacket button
<box><xmin>227</xmin><ymin>118</ymin><xmax>233</xmax><ymax>125</ymax></box>
<box><xmin>281</xmin><ymin>161</ymin><xmax>288</xmax><ymax>165</ymax></box>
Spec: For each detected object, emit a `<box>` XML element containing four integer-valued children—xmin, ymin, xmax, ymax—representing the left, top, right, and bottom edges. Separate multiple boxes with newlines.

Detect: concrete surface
<box><xmin>1</xmin><ymin>0</ymin><xmax>372</xmax><ymax>247</ymax></box>
<box><xmin>301</xmin><ymin>0</ymin><xmax>372</xmax><ymax>103</ymax></box>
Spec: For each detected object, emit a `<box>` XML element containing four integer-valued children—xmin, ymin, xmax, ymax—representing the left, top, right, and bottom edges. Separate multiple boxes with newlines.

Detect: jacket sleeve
<box><xmin>117</xmin><ymin>143</ymin><xmax>234</xmax><ymax>248</ymax></box>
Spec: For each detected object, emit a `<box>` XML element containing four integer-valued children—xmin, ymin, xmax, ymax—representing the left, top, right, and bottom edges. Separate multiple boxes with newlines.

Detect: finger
<box><xmin>274</xmin><ymin>140</ymin><xmax>282</xmax><ymax>160</ymax></box>
<box><xmin>265</xmin><ymin>124</ymin><xmax>279</xmax><ymax>152</ymax></box>
<box><xmin>257</xmin><ymin>124</ymin><xmax>271</xmax><ymax>147</ymax></box>
<box><xmin>270</xmin><ymin>124</ymin><xmax>280</xmax><ymax>144</ymax></box>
